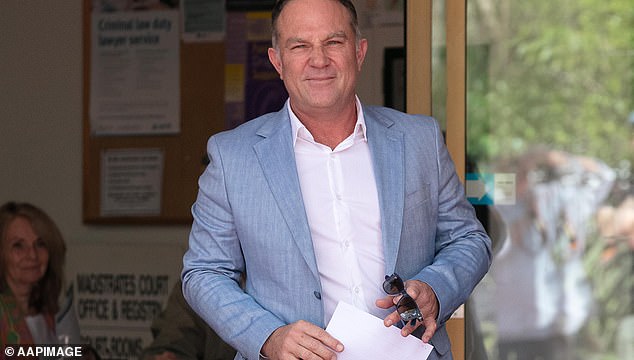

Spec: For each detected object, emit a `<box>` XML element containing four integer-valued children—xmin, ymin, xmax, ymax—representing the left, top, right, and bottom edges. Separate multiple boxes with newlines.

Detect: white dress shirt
<box><xmin>289</xmin><ymin>99</ymin><xmax>392</xmax><ymax>325</ymax></box>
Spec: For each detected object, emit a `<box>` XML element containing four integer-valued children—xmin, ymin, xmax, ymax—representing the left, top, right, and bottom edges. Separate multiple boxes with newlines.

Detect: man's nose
<box><xmin>309</xmin><ymin>46</ymin><xmax>330</xmax><ymax>67</ymax></box>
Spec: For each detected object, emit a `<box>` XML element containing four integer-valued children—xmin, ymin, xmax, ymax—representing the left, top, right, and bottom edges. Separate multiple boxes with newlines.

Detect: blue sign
<box><xmin>466</xmin><ymin>173</ymin><xmax>494</xmax><ymax>205</ymax></box>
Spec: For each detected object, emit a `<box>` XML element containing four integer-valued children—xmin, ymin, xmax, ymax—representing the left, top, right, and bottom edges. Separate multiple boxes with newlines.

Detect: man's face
<box><xmin>268</xmin><ymin>0</ymin><xmax>367</xmax><ymax>116</ymax></box>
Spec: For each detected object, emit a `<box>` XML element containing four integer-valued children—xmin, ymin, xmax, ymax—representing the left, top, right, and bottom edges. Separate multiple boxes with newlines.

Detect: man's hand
<box><xmin>261</xmin><ymin>320</ymin><xmax>344</xmax><ymax>360</ymax></box>
<box><xmin>376</xmin><ymin>280</ymin><xmax>439</xmax><ymax>343</ymax></box>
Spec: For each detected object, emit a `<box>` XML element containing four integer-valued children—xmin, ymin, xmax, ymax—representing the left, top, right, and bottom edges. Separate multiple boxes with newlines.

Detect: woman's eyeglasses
<box><xmin>383</xmin><ymin>273</ymin><xmax>423</xmax><ymax>326</ymax></box>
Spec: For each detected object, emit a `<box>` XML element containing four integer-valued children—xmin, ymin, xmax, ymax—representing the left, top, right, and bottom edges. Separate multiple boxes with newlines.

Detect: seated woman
<box><xmin>0</xmin><ymin>201</ymin><xmax>66</xmax><ymax>344</ymax></box>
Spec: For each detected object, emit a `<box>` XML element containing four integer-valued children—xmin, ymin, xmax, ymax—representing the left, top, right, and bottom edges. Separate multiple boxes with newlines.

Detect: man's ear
<box><xmin>268</xmin><ymin>47</ymin><xmax>283</xmax><ymax>79</ymax></box>
<box><xmin>356</xmin><ymin>38</ymin><xmax>368</xmax><ymax>71</ymax></box>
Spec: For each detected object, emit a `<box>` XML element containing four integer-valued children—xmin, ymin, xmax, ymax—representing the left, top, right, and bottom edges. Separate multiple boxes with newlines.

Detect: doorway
<box><xmin>406</xmin><ymin>0</ymin><xmax>634</xmax><ymax>359</ymax></box>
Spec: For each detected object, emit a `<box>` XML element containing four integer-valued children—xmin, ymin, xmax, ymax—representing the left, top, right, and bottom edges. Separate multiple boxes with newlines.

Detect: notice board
<box><xmin>82</xmin><ymin>0</ymin><xmax>225</xmax><ymax>224</ymax></box>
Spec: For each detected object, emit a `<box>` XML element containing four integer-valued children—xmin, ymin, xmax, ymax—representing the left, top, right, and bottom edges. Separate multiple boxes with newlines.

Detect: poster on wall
<box><xmin>180</xmin><ymin>0</ymin><xmax>226</xmax><ymax>42</ymax></box>
<box><xmin>225</xmin><ymin>11</ymin><xmax>287</xmax><ymax>129</ymax></box>
<box><xmin>100</xmin><ymin>148</ymin><xmax>164</xmax><ymax>216</ymax></box>
<box><xmin>89</xmin><ymin>7</ymin><xmax>180</xmax><ymax>135</ymax></box>
<box><xmin>225</xmin><ymin>0</ymin><xmax>275</xmax><ymax>11</ymax></box>
<box><xmin>66</xmin><ymin>242</ymin><xmax>184</xmax><ymax>360</ymax></box>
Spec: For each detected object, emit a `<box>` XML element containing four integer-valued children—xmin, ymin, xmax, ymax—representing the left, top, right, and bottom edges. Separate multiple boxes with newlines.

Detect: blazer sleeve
<box><xmin>411</xmin><ymin>119</ymin><xmax>492</xmax><ymax>324</ymax></box>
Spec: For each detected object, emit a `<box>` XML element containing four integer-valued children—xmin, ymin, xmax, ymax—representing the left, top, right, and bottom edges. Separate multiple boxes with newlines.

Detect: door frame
<box><xmin>406</xmin><ymin>1</ymin><xmax>467</xmax><ymax>359</ymax></box>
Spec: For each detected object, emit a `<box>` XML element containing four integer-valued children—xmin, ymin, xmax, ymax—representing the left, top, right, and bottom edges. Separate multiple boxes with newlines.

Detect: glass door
<box><xmin>464</xmin><ymin>1</ymin><xmax>633</xmax><ymax>359</ymax></box>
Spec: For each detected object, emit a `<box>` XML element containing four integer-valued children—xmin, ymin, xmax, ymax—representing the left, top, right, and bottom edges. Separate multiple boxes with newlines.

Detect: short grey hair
<box><xmin>270</xmin><ymin>0</ymin><xmax>362</xmax><ymax>49</ymax></box>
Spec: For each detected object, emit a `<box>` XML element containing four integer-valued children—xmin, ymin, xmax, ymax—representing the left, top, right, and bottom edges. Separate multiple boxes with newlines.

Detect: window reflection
<box><xmin>465</xmin><ymin>0</ymin><xmax>633</xmax><ymax>359</ymax></box>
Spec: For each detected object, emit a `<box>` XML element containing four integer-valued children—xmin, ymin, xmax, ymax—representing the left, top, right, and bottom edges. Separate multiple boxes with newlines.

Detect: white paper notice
<box><xmin>325</xmin><ymin>302</ymin><xmax>433</xmax><ymax>360</ymax></box>
<box><xmin>100</xmin><ymin>148</ymin><xmax>164</xmax><ymax>216</ymax></box>
<box><xmin>90</xmin><ymin>10</ymin><xmax>180</xmax><ymax>135</ymax></box>
<box><xmin>180</xmin><ymin>0</ymin><xmax>226</xmax><ymax>42</ymax></box>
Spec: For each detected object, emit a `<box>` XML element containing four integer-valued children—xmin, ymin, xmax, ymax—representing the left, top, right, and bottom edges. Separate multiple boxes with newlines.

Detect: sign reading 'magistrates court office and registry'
<box><xmin>66</xmin><ymin>243</ymin><xmax>183</xmax><ymax>359</ymax></box>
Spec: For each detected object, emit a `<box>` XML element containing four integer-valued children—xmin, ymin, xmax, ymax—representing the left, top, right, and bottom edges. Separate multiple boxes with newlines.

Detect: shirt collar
<box><xmin>289</xmin><ymin>96</ymin><xmax>367</xmax><ymax>147</ymax></box>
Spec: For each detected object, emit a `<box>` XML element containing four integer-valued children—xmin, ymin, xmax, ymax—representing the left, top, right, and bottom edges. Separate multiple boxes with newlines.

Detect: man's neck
<box><xmin>292</xmin><ymin>101</ymin><xmax>358</xmax><ymax>150</ymax></box>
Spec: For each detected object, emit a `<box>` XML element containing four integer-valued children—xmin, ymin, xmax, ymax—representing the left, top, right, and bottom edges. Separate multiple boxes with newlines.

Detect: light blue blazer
<box><xmin>182</xmin><ymin>103</ymin><xmax>492</xmax><ymax>360</ymax></box>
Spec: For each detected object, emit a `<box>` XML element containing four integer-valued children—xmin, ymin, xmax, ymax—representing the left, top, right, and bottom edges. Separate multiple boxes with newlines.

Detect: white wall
<box><xmin>0</xmin><ymin>0</ymin><xmax>403</xmax><ymax>271</ymax></box>
<box><xmin>356</xmin><ymin>4</ymin><xmax>405</xmax><ymax>105</ymax></box>
<box><xmin>0</xmin><ymin>1</ymin><xmax>191</xmax><ymax>255</ymax></box>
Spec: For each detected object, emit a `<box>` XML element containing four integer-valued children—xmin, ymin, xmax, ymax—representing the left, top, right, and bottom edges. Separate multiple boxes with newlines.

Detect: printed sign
<box><xmin>66</xmin><ymin>243</ymin><xmax>184</xmax><ymax>359</ymax></box>
<box><xmin>466</xmin><ymin>173</ymin><xmax>516</xmax><ymax>205</ymax></box>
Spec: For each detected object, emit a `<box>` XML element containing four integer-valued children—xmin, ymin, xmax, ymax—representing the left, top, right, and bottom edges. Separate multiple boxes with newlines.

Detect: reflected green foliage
<box><xmin>579</xmin><ymin>231</ymin><xmax>633</xmax><ymax>359</ymax></box>
<box><xmin>467</xmin><ymin>0</ymin><xmax>633</xmax><ymax>169</ymax></box>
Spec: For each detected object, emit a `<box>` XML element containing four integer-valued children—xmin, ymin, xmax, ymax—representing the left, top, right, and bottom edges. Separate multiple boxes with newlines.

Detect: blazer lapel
<box><xmin>364</xmin><ymin>108</ymin><xmax>405</xmax><ymax>275</ymax></box>
<box><xmin>252</xmin><ymin>111</ymin><xmax>320</xmax><ymax>280</ymax></box>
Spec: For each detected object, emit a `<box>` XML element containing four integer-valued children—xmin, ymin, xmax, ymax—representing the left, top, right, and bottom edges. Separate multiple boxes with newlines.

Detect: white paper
<box><xmin>90</xmin><ymin>10</ymin><xmax>180</xmax><ymax>135</ymax></box>
<box><xmin>180</xmin><ymin>0</ymin><xmax>226</xmax><ymax>42</ymax></box>
<box><xmin>325</xmin><ymin>302</ymin><xmax>433</xmax><ymax>360</ymax></box>
<box><xmin>100</xmin><ymin>148</ymin><xmax>164</xmax><ymax>216</ymax></box>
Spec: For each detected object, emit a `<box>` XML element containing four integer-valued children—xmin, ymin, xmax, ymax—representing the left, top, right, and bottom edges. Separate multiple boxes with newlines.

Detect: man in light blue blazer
<box><xmin>182</xmin><ymin>1</ymin><xmax>492</xmax><ymax>359</ymax></box>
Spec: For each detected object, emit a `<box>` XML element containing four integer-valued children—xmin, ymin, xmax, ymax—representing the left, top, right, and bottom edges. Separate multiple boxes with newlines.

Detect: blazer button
<box><xmin>313</xmin><ymin>291</ymin><xmax>322</xmax><ymax>300</ymax></box>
